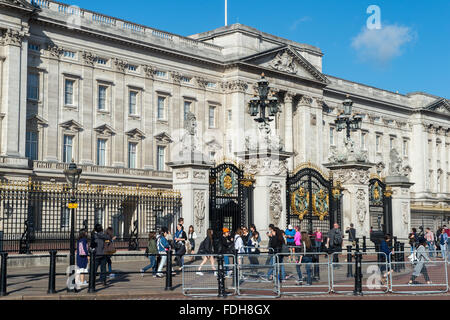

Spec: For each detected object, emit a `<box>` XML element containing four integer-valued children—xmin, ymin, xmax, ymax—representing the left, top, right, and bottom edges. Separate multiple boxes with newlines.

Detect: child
<box><xmin>76</xmin><ymin>229</ymin><xmax>89</xmax><ymax>287</ymax></box>
<box><xmin>141</xmin><ymin>232</ymin><xmax>158</xmax><ymax>277</ymax></box>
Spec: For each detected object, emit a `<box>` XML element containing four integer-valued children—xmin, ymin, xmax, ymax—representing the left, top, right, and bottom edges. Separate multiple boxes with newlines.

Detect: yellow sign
<box><xmin>67</xmin><ymin>203</ymin><xmax>78</xmax><ymax>209</ymax></box>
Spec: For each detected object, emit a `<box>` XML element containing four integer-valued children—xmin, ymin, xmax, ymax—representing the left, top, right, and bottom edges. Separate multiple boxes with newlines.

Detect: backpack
<box><xmin>333</xmin><ymin>231</ymin><xmax>343</xmax><ymax>246</ymax></box>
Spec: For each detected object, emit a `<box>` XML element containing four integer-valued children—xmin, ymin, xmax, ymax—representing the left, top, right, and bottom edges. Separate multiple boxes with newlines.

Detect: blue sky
<box><xmin>58</xmin><ymin>0</ymin><xmax>450</xmax><ymax>98</ymax></box>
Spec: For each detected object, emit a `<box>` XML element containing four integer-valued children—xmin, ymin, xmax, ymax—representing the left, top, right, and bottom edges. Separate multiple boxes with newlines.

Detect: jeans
<box><xmin>440</xmin><ymin>244</ymin><xmax>447</xmax><ymax>260</ymax></box>
<box><xmin>157</xmin><ymin>254</ymin><xmax>167</xmax><ymax>274</ymax></box>
<box><xmin>142</xmin><ymin>255</ymin><xmax>157</xmax><ymax>274</ymax></box>
<box><xmin>106</xmin><ymin>256</ymin><xmax>112</xmax><ymax>273</ymax></box>
<box><xmin>296</xmin><ymin>256</ymin><xmax>312</xmax><ymax>284</ymax></box>
<box><xmin>266</xmin><ymin>255</ymin><xmax>285</xmax><ymax>280</ymax></box>
<box><xmin>224</xmin><ymin>255</ymin><xmax>230</xmax><ymax>272</ymax></box>
<box><xmin>427</xmin><ymin>241</ymin><xmax>435</xmax><ymax>257</ymax></box>
<box><xmin>315</xmin><ymin>241</ymin><xmax>322</xmax><ymax>252</ymax></box>
<box><xmin>95</xmin><ymin>256</ymin><xmax>107</xmax><ymax>282</ymax></box>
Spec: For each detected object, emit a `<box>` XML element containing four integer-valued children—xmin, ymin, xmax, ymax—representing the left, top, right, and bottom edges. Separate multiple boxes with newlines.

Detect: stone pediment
<box><xmin>0</xmin><ymin>0</ymin><xmax>36</xmax><ymax>11</ymax></box>
<box><xmin>240</xmin><ymin>46</ymin><xmax>328</xmax><ymax>84</ymax></box>
<box><xmin>154</xmin><ymin>132</ymin><xmax>173</xmax><ymax>143</ymax></box>
<box><xmin>424</xmin><ymin>98</ymin><xmax>450</xmax><ymax>115</ymax></box>
<box><xmin>94</xmin><ymin>123</ymin><xmax>116</xmax><ymax>136</ymax></box>
<box><xmin>126</xmin><ymin>128</ymin><xmax>146</xmax><ymax>140</ymax></box>
<box><xmin>27</xmin><ymin>114</ymin><xmax>48</xmax><ymax>127</ymax></box>
<box><xmin>60</xmin><ymin>119</ymin><xmax>83</xmax><ymax>132</ymax></box>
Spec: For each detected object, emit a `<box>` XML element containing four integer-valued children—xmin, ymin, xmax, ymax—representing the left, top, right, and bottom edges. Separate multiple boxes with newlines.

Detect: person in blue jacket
<box><xmin>379</xmin><ymin>234</ymin><xmax>393</xmax><ymax>284</ymax></box>
<box><xmin>156</xmin><ymin>227</ymin><xmax>171</xmax><ymax>277</ymax></box>
<box><xmin>285</xmin><ymin>225</ymin><xmax>296</xmax><ymax>261</ymax></box>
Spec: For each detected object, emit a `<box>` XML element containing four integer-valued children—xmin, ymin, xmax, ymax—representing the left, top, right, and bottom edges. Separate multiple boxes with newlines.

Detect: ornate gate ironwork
<box><xmin>286</xmin><ymin>165</ymin><xmax>341</xmax><ymax>235</ymax></box>
<box><xmin>369</xmin><ymin>178</ymin><xmax>393</xmax><ymax>235</ymax></box>
<box><xmin>209</xmin><ymin>163</ymin><xmax>253</xmax><ymax>233</ymax></box>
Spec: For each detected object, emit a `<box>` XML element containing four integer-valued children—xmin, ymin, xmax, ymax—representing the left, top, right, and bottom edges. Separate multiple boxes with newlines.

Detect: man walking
<box><xmin>345</xmin><ymin>223</ymin><xmax>356</xmax><ymax>246</ymax></box>
<box><xmin>285</xmin><ymin>225</ymin><xmax>296</xmax><ymax>261</ymax></box>
<box><xmin>327</xmin><ymin>223</ymin><xmax>343</xmax><ymax>265</ymax></box>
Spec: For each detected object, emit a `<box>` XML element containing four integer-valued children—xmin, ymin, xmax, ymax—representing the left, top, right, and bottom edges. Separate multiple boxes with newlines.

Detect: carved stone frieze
<box><xmin>46</xmin><ymin>44</ymin><xmax>64</xmax><ymax>58</ymax></box>
<box><xmin>82</xmin><ymin>51</ymin><xmax>96</xmax><ymax>66</ymax></box>
<box><xmin>194</xmin><ymin>190</ymin><xmax>206</xmax><ymax>230</ymax></box>
<box><xmin>143</xmin><ymin>65</ymin><xmax>156</xmax><ymax>79</ymax></box>
<box><xmin>113</xmin><ymin>58</ymin><xmax>127</xmax><ymax>73</ymax></box>
<box><xmin>332</xmin><ymin>168</ymin><xmax>370</xmax><ymax>185</ymax></box>
<box><xmin>242</xmin><ymin>157</ymin><xmax>288</xmax><ymax>176</ymax></box>
<box><xmin>356</xmin><ymin>189</ymin><xmax>367</xmax><ymax>223</ymax></box>
<box><xmin>269</xmin><ymin>182</ymin><xmax>282</xmax><ymax>227</ymax></box>
<box><xmin>1</xmin><ymin>28</ymin><xmax>24</xmax><ymax>47</ymax></box>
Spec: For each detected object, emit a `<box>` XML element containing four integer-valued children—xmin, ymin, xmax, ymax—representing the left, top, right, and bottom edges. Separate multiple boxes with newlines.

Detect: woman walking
<box><xmin>409</xmin><ymin>237</ymin><xmax>432</xmax><ymax>285</ymax></box>
<box><xmin>174</xmin><ymin>224</ymin><xmax>187</xmax><ymax>268</ymax></box>
<box><xmin>196</xmin><ymin>229</ymin><xmax>216</xmax><ymax>275</ymax></box>
<box><xmin>296</xmin><ymin>232</ymin><xmax>314</xmax><ymax>286</ymax></box>
<box><xmin>156</xmin><ymin>227</ymin><xmax>171</xmax><ymax>278</ymax></box>
<box><xmin>187</xmin><ymin>225</ymin><xmax>197</xmax><ymax>257</ymax></box>
<box><xmin>76</xmin><ymin>229</ymin><xmax>89</xmax><ymax>288</ymax></box>
<box><xmin>379</xmin><ymin>234</ymin><xmax>393</xmax><ymax>285</ymax></box>
<box><xmin>140</xmin><ymin>232</ymin><xmax>158</xmax><ymax>277</ymax></box>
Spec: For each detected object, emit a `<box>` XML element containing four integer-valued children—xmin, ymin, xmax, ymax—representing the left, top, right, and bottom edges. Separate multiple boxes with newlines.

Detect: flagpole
<box><xmin>225</xmin><ymin>0</ymin><xmax>228</xmax><ymax>26</ymax></box>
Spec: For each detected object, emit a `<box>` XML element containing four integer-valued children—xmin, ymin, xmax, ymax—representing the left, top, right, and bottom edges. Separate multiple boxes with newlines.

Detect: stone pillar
<box><xmin>168</xmin><ymin>163</ymin><xmax>212</xmax><ymax>239</ymax></box>
<box><xmin>0</xmin><ymin>28</ymin><xmax>28</xmax><ymax>167</ymax></box>
<box><xmin>238</xmin><ymin>150</ymin><xmax>292</xmax><ymax>242</ymax></box>
<box><xmin>325</xmin><ymin>162</ymin><xmax>373</xmax><ymax>239</ymax></box>
<box><xmin>410</xmin><ymin>118</ymin><xmax>426</xmax><ymax>195</ymax></box>
<box><xmin>284</xmin><ymin>92</ymin><xmax>294</xmax><ymax>171</ymax></box>
<box><xmin>385</xmin><ymin>176</ymin><xmax>414</xmax><ymax>240</ymax></box>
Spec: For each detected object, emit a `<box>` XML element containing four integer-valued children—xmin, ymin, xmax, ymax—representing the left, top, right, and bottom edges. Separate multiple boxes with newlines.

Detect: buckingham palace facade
<box><xmin>0</xmin><ymin>0</ymin><xmax>449</xmax><ymax>233</ymax></box>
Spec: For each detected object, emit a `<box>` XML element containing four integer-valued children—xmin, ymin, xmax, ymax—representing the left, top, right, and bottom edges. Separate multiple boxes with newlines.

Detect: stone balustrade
<box><xmin>28</xmin><ymin>0</ymin><xmax>223</xmax><ymax>54</ymax></box>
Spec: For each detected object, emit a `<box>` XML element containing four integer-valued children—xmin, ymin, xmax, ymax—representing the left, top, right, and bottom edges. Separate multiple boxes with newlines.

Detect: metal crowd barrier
<box><xmin>277</xmin><ymin>252</ymin><xmax>331</xmax><ymax>296</ymax></box>
<box><xmin>331</xmin><ymin>252</ymin><xmax>389</xmax><ymax>294</ymax></box>
<box><xmin>182</xmin><ymin>254</ymin><xmax>236</xmax><ymax>297</ymax></box>
<box><xmin>389</xmin><ymin>250</ymin><xmax>449</xmax><ymax>294</ymax></box>
<box><xmin>236</xmin><ymin>253</ymin><xmax>280</xmax><ymax>298</ymax></box>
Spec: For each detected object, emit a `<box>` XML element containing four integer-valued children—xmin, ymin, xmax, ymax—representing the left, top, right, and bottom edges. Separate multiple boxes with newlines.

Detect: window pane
<box><xmin>26</xmin><ymin>132</ymin><xmax>38</xmax><ymax>161</ymax></box>
<box><xmin>97</xmin><ymin>139</ymin><xmax>106</xmax><ymax>166</ymax></box>
<box><xmin>98</xmin><ymin>86</ymin><xmax>107</xmax><ymax>110</ymax></box>
<box><xmin>209</xmin><ymin>107</ymin><xmax>215</xmax><ymax>128</ymax></box>
<box><xmin>128</xmin><ymin>142</ymin><xmax>137</xmax><ymax>169</ymax></box>
<box><xmin>63</xmin><ymin>135</ymin><xmax>73</xmax><ymax>163</ymax></box>
<box><xmin>129</xmin><ymin>91</ymin><xmax>137</xmax><ymax>114</ymax></box>
<box><xmin>157</xmin><ymin>97</ymin><xmax>165</xmax><ymax>119</ymax></box>
<box><xmin>27</xmin><ymin>74</ymin><xmax>39</xmax><ymax>100</ymax></box>
<box><xmin>184</xmin><ymin>102</ymin><xmax>191</xmax><ymax>120</ymax></box>
<box><xmin>157</xmin><ymin>146</ymin><xmax>165</xmax><ymax>171</ymax></box>
<box><xmin>65</xmin><ymin>80</ymin><xmax>74</xmax><ymax>105</ymax></box>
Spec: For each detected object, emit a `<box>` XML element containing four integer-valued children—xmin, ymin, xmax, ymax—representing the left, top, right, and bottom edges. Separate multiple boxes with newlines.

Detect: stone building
<box><xmin>0</xmin><ymin>0</ymin><xmax>449</xmax><ymax>239</ymax></box>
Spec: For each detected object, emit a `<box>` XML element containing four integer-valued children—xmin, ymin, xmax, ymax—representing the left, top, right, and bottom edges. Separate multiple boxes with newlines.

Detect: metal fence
<box><xmin>330</xmin><ymin>252</ymin><xmax>389</xmax><ymax>294</ymax></box>
<box><xmin>0</xmin><ymin>180</ymin><xmax>182</xmax><ymax>253</ymax></box>
<box><xmin>182</xmin><ymin>254</ymin><xmax>236</xmax><ymax>297</ymax></box>
<box><xmin>389</xmin><ymin>251</ymin><xmax>449</xmax><ymax>294</ymax></box>
<box><xmin>236</xmin><ymin>253</ymin><xmax>280</xmax><ymax>298</ymax></box>
<box><xmin>278</xmin><ymin>252</ymin><xmax>331</xmax><ymax>296</ymax></box>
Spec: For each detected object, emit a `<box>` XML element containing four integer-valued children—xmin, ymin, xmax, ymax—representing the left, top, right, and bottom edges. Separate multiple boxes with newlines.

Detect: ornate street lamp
<box><xmin>249</xmin><ymin>73</ymin><xmax>280</xmax><ymax>124</ymax></box>
<box><xmin>334</xmin><ymin>96</ymin><xmax>363</xmax><ymax>140</ymax></box>
<box><xmin>63</xmin><ymin>160</ymin><xmax>82</xmax><ymax>291</ymax></box>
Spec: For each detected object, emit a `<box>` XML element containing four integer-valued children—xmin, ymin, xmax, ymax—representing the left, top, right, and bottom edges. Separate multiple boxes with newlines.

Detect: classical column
<box><xmin>314</xmin><ymin>97</ymin><xmax>324</xmax><ymax>165</ymax></box>
<box><xmin>113</xmin><ymin>58</ymin><xmax>127</xmax><ymax>167</ymax></box>
<box><xmin>0</xmin><ymin>28</ymin><xmax>28</xmax><ymax>166</ymax></box>
<box><xmin>226</xmin><ymin>80</ymin><xmax>248</xmax><ymax>157</ymax></box>
<box><xmin>296</xmin><ymin>95</ymin><xmax>313</xmax><ymax>164</ymax></box>
<box><xmin>430</xmin><ymin>126</ymin><xmax>437</xmax><ymax>193</ymax></box>
<box><xmin>284</xmin><ymin>92</ymin><xmax>294</xmax><ymax>171</ymax></box>
<box><xmin>438</xmin><ymin>128</ymin><xmax>447</xmax><ymax>193</ymax></box>
<box><xmin>80</xmin><ymin>51</ymin><xmax>96</xmax><ymax>165</ymax></box>
<box><xmin>143</xmin><ymin>65</ymin><xmax>155</xmax><ymax>170</ymax></box>
<box><xmin>409</xmin><ymin>116</ymin><xmax>427</xmax><ymax>196</ymax></box>
<box><xmin>324</xmin><ymin>162</ymin><xmax>373</xmax><ymax>238</ymax></box>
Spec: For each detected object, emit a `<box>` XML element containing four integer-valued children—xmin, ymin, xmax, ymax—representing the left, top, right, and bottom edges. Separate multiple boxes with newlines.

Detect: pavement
<box><xmin>1</xmin><ymin>253</ymin><xmax>449</xmax><ymax>300</ymax></box>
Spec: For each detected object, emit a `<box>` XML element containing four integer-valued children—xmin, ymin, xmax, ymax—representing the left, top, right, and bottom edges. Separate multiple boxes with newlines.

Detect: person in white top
<box><xmin>187</xmin><ymin>225</ymin><xmax>197</xmax><ymax>254</ymax></box>
<box><xmin>234</xmin><ymin>228</ymin><xmax>245</xmax><ymax>268</ymax></box>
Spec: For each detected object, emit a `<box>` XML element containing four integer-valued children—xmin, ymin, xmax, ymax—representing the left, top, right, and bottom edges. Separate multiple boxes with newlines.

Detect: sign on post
<box><xmin>67</xmin><ymin>203</ymin><xmax>78</xmax><ymax>209</ymax></box>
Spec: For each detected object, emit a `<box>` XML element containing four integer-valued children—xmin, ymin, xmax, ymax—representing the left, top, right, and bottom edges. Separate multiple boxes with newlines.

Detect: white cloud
<box><xmin>351</xmin><ymin>24</ymin><xmax>415</xmax><ymax>64</ymax></box>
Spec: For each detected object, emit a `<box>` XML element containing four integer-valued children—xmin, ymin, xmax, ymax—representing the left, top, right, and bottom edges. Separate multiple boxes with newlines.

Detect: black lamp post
<box><xmin>249</xmin><ymin>73</ymin><xmax>280</xmax><ymax>124</ymax></box>
<box><xmin>63</xmin><ymin>160</ymin><xmax>82</xmax><ymax>288</ymax></box>
<box><xmin>334</xmin><ymin>97</ymin><xmax>363</xmax><ymax>140</ymax></box>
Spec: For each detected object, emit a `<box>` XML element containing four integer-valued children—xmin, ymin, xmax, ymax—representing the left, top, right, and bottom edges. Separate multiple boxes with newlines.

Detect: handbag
<box><xmin>104</xmin><ymin>240</ymin><xmax>116</xmax><ymax>255</ymax></box>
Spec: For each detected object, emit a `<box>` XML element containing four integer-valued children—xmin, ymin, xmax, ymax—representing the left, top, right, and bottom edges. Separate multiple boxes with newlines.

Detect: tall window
<box><xmin>390</xmin><ymin>137</ymin><xmax>395</xmax><ymax>150</ymax></box>
<box><xmin>63</xmin><ymin>135</ymin><xmax>73</xmax><ymax>163</ymax></box>
<box><xmin>330</xmin><ymin>127</ymin><xmax>335</xmax><ymax>146</ymax></box>
<box><xmin>128</xmin><ymin>142</ymin><xmax>137</xmax><ymax>169</ymax></box>
<box><xmin>64</xmin><ymin>79</ymin><xmax>75</xmax><ymax>105</ymax></box>
<box><xmin>98</xmin><ymin>85</ymin><xmax>107</xmax><ymax>110</ymax></box>
<box><xmin>97</xmin><ymin>139</ymin><xmax>107</xmax><ymax>166</ymax></box>
<box><xmin>184</xmin><ymin>101</ymin><xmax>191</xmax><ymax>120</ymax></box>
<box><xmin>209</xmin><ymin>106</ymin><xmax>216</xmax><ymax>128</ymax></box>
<box><xmin>361</xmin><ymin>132</ymin><xmax>367</xmax><ymax>150</ymax></box>
<box><xmin>403</xmin><ymin>139</ymin><xmax>409</xmax><ymax>157</ymax></box>
<box><xmin>157</xmin><ymin>96</ymin><xmax>165</xmax><ymax>120</ymax></box>
<box><xmin>129</xmin><ymin>91</ymin><xmax>137</xmax><ymax>115</ymax></box>
<box><xmin>227</xmin><ymin>110</ymin><xmax>232</xmax><ymax>121</ymax></box>
<box><xmin>376</xmin><ymin>135</ymin><xmax>381</xmax><ymax>153</ymax></box>
<box><xmin>27</xmin><ymin>73</ymin><xmax>39</xmax><ymax>100</ymax></box>
<box><xmin>25</xmin><ymin>132</ymin><xmax>38</xmax><ymax>161</ymax></box>
<box><xmin>157</xmin><ymin>146</ymin><xmax>165</xmax><ymax>171</ymax></box>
